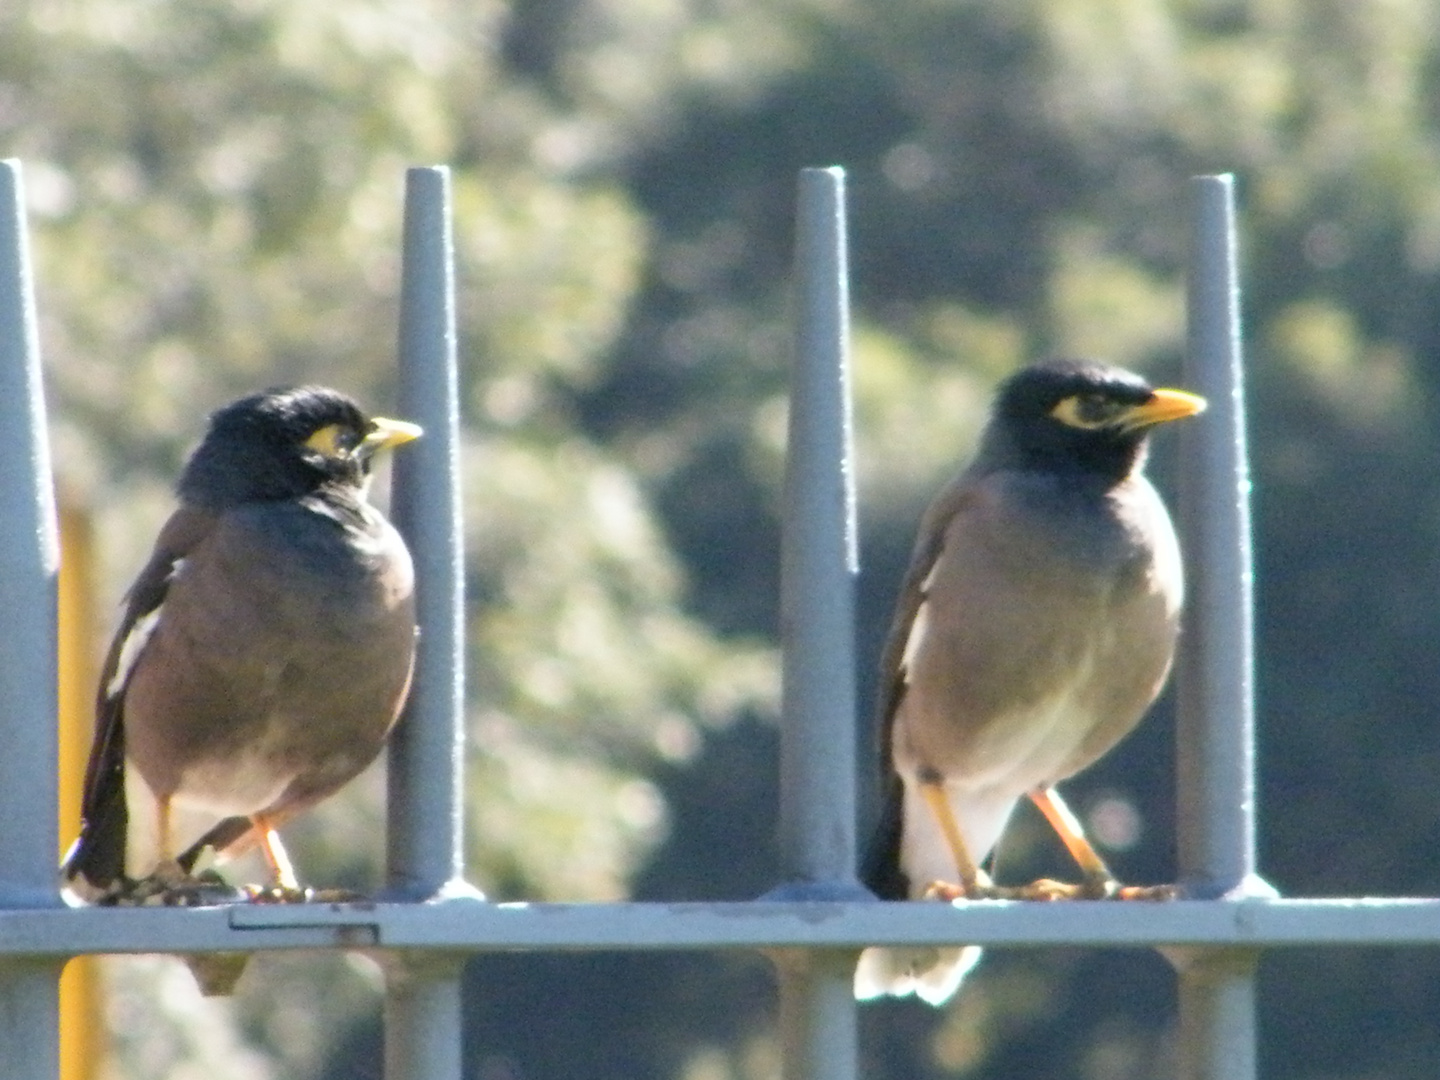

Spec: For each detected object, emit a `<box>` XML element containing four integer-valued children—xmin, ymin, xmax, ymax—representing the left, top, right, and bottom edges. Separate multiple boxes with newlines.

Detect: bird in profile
<box><xmin>854</xmin><ymin>359</ymin><xmax>1205</xmax><ymax>1004</ymax></box>
<box><xmin>62</xmin><ymin>386</ymin><xmax>422</xmax><ymax>904</ymax></box>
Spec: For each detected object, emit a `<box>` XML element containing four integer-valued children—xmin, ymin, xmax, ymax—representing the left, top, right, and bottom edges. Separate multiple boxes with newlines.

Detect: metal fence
<box><xmin>1</xmin><ymin>158</ymin><xmax>1435</xmax><ymax>1080</ymax></box>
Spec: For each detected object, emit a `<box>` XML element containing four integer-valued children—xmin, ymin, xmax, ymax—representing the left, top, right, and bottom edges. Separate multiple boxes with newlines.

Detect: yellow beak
<box><xmin>360</xmin><ymin>417</ymin><xmax>424</xmax><ymax>455</ymax></box>
<box><xmin>1123</xmin><ymin>387</ymin><xmax>1207</xmax><ymax>430</ymax></box>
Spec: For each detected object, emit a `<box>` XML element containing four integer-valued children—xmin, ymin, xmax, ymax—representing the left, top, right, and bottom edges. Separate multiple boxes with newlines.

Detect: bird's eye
<box><xmin>1050</xmin><ymin>394</ymin><xmax>1128</xmax><ymax>429</ymax></box>
<box><xmin>303</xmin><ymin>423</ymin><xmax>361</xmax><ymax>458</ymax></box>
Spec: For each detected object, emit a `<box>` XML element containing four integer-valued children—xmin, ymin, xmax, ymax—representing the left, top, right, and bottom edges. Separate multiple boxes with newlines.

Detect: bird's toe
<box><xmin>923</xmin><ymin>867</ymin><xmax>1000</xmax><ymax>901</ymax></box>
<box><xmin>242</xmin><ymin>882</ymin><xmax>314</xmax><ymax>904</ymax></box>
<box><xmin>1114</xmin><ymin>883</ymin><xmax>1180</xmax><ymax>902</ymax></box>
<box><xmin>1008</xmin><ymin>877</ymin><xmax>1092</xmax><ymax>901</ymax></box>
<box><xmin>922</xmin><ymin>880</ymin><xmax>967</xmax><ymax>902</ymax></box>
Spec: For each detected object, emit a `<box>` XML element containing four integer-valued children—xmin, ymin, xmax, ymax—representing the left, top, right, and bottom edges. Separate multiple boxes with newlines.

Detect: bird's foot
<box><xmin>308</xmin><ymin>887</ymin><xmax>369</xmax><ymax>903</ymax></box>
<box><xmin>159</xmin><ymin>873</ymin><xmax>247</xmax><ymax>907</ymax></box>
<box><xmin>87</xmin><ymin>876</ymin><xmax>141</xmax><ymax>907</ymax></box>
<box><xmin>149</xmin><ymin>858</ymin><xmax>191</xmax><ymax>887</ymax></box>
<box><xmin>925</xmin><ymin>875</ymin><xmax>1181</xmax><ymax>904</ymax></box>
<box><xmin>1113</xmin><ymin>883</ymin><xmax>1180</xmax><ymax>901</ymax></box>
<box><xmin>242</xmin><ymin>882</ymin><xmax>312</xmax><ymax>904</ymax></box>
<box><xmin>927</xmin><ymin>878</ymin><xmax>1079</xmax><ymax>901</ymax></box>
<box><xmin>922</xmin><ymin>869</ymin><xmax>1000</xmax><ymax>902</ymax></box>
<box><xmin>1004</xmin><ymin>877</ymin><xmax>1181</xmax><ymax>902</ymax></box>
<box><xmin>1007</xmin><ymin>877</ymin><xmax>1105</xmax><ymax>901</ymax></box>
<box><xmin>240</xmin><ymin>883</ymin><xmax>367</xmax><ymax>904</ymax></box>
<box><xmin>103</xmin><ymin>866</ymin><xmax>243</xmax><ymax>907</ymax></box>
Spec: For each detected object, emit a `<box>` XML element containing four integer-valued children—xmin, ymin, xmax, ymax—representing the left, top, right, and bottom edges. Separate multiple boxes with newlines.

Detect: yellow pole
<box><xmin>58</xmin><ymin>498</ymin><xmax>102</xmax><ymax>1080</ymax></box>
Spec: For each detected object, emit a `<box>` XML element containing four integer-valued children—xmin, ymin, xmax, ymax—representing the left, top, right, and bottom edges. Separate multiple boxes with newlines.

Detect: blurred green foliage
<box><xmin>11</xmin><ymin>0</ymin><xmax>1440</xmax><ymax>1077</ymax></box>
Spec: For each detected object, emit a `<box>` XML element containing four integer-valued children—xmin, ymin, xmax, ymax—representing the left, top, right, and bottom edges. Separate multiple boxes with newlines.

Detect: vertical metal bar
<box><xmin>0</xmin><ymin>159</ymin><xmax>60</xmax><ymax>902</ymax></box>
<box><xmin>384</xmin><ymin>956</ymin><xmax>468</xmax><ymax>1080</ymax></box>
<box><xmin>385</xmin><ymin>165</ymin><xmax>477</xmax><ymax>1080</ymax></box>
<box><xmin>388</xmin><ymin>164</ymin><xmax>472</xmax><ymax>902</ymax></box>
<box><xmin>0</xmin><ymin>158</ymin><xmax>63</xmax><ymax>1078</ymax></box>
<box><xmin>1171</xmin><ymin>173</ymin><xmax>1269</xmax><ymax>1080</ymax></box>
<box><xmin>0</xmin><ymin>960</ymin><xmax>63</xmax><ymax>1077</ymax></box>
<box><xmin>1175</xmin><ymin>954</ymin><xmax>1260</xmax><ymax>1080</ymax></box>
<box><xmin>774</xmin><ymin>166</ymin><xmax>859</xmax><ymax>1080</ymax></box>
<box><xmin>1176</xmin><ymin>173</ymin><xmax>1263</xmax><ymax>899</ymax></box>
<box><xmin>780</xmin><ymin>951</ymin><xmax>861</xmax><ymax>1080</ymax></box>
<box><xmin>779</xmin><ymin>165</ymin><xmax>859</xmax><ymax>889</ymax></box>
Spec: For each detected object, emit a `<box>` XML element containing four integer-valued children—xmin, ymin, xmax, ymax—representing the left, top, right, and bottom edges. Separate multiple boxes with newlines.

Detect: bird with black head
<box><xmin>855</xmin><ymin>359</ymin><xmax>1205</xmax><ymax>1004</ymax></box>
<box><xmin>62</xmin><ymin>386</ymin><xmax>421</xmax><ymax>904</ymax></box>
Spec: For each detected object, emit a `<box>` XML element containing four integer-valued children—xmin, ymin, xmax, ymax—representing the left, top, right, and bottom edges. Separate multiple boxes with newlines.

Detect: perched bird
<box><xmin>854</xmin><ymin>359</ymin><xmax>1205</xmax><ymax>1004</ymax></box>
<box><xmin>62</xmin><ymin>386</ymin><xmax>422</xmax><ymax>903</ymax></box>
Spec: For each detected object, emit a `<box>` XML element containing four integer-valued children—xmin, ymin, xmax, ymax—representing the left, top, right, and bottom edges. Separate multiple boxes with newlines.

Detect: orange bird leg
<box><xmin>252</xmin><ymin>816</ymin><xmax>300</xmax><ymax>892</ymax></box>
<box><xmin>156</xmin><ymin>795</ymin><xmax>173</xmax><ymax>863</ymax></box>
<box><xmin>151</xmin><ymin>794</ymin><xmax>188</xmax><ymax>885</ymax></box>
<box><xmin>1028</xmin><ymin>785</ymin><xmax>1117</xmax><ymax>893</ymax></box>
<box><xmin>919</xmin><ymin>778</ymin><xmax>990</xmax><ymax>899</ymax></box>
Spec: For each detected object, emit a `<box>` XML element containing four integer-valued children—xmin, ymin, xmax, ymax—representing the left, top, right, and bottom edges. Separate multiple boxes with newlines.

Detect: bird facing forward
<box><xmin>62</xmin><ymin>386</ymin><xmax>421</xmax><ymax>903</ymax></box>
<box><xmin>855</xmin><ymin>359</ymin><xmax>1205</xmax><ymax>1004</ymax></box>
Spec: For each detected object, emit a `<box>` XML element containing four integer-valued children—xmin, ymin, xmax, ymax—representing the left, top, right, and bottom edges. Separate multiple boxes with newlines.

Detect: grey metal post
<box><xmin>0</xmin><ymin>159</ymin><xmax>62</xmax><ymax>1077</ymax></box>
<box><xmin>384</xmin><ymin>955</ymin><xmax>468</xmax><ymax>1080</ymax></box>
<box><xmin>1175</xmin><ymin>951</ymin><xmax>1260</xmax><ymax>1080</ymax></box>
<box><xmin>774</xmin><ymin>166</ymin><xmax>860</xmax><ymax>1080</ymax></box>
<box><xmin>1176</xmin><ymin>173</ymin><xmax>1264</xmax><ymax>900</ymax></box>
<box><xmin>779</xmin><ymin>950</ymin><xmax>861</xmax><ymax>1080</ymax></box>
<box><xmin>388</xmin><ymin>164</ymin><xmax>470</xmax><ymax>901</ymax></box>
<box><xmin>1171</xmin><ymin>173</ymin><xmax>1270</xmax><ymax>1080</ymax></box>
<box><xmin>385</xmin><ymin>165</ymin><xmax>479</xmax><ymax>1080</ymax></box>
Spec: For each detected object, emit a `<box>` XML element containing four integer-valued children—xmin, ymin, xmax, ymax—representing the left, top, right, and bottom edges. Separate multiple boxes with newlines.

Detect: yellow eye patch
<box><xmin>1049</xmin><ymin>394</ymin><xmax>1128</xmax><ymax>430</ymax></box>
<box><xmin>303</xmin><ymin>423</ymin><xmax>360</xmax><ymax>458</ymax></box>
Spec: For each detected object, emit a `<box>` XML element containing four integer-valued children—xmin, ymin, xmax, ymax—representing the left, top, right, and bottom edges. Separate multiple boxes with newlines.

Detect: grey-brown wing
<box><xmin>63</xmin><ymin>507</ymin><xmax>216</xmax><ymax>890</ymax></box>
<box><xmin>862</xmin><ymin>475</ymin><xmax>978</xmax><ymax>898</ymax></box>
<box><xmin>873</xmin><ymin>474</ymin><xmax>980</xmax><ymax>779</ymax></box>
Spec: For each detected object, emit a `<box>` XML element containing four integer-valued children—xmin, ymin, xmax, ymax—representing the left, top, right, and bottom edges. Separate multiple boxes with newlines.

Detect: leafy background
<box><xmin>10</xmin><ymin>0</ymin><xmax>1440</xmax><ymax>1076</ymax></box>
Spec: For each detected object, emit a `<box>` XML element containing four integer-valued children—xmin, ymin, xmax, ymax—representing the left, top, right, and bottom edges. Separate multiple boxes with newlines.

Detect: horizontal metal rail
<box><xmin>3</xmin><ymin>897</ymin><xmax>1440</xmax><ymax>956</ymax></box>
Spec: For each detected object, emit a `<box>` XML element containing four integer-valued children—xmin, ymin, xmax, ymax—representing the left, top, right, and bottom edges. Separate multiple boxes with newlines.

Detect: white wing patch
<box><xmin>899</xmin><ymin>556</ymin><xmax>942</xmax><ymax>677</ymax></box>
<box><xmin>104</xmin><ymin>605</ymin><xmax>163</xmax><ymax>701</ymax></box>
<box><xmin>103</xmin><ymin>558</ymin><xmax>185</xmax><ymax>701</ymax></box>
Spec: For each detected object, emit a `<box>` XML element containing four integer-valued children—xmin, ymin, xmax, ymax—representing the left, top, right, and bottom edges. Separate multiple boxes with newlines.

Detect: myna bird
<box><xmin>61</xmin><ymin>386</ymin><xmax>421</xmax><ymax>903</ymax></box>
<box><xmin>853</xmin><ymin>359</ymin><xmax>1205</xmax><ymax>1004</ymax></box>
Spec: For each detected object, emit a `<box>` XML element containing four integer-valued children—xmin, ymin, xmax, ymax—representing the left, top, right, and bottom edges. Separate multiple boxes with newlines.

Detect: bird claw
<box><xmin>242</xmin><ymin>883</ymin><xmax>314</xmax><ymax>904</ymax></box>
<box><xmin>922</xmin><ymin>876</ymin><xmax>1076</xmax><ymax>902</ymax></box>
<box><xmin>923</xmin><ymin>880</ymin><xmax>967</xmax><ymax>901</ymax></box>
<box><xmin>100</xmin><ymin>866</ymin><xmax>244</xmax><ymax>907</ymax></box>
<box><xmin>922</xmin><ymin>869</ymin><xmax>999</xmax><ymax>902</ymax></box>
<box><xmin>97</xmin><ymin>875</ymin><xmax>365</xmax><ymax>907</ymax></box>
<box><xmin>1012</xmin><ymin>877</ymin><xmax>1096</xmax><ymax>901</ymax></box>
<box><xmin>1113</xmin><ymin>883</ymin><xmax>1180</xmax><ymax>902</ymax></box>
<box><xmin>239</xmin><ymin>883</ymin><xmax>367</xmax><ymax>904</ymax></box>
<box><xmin>306</xmin><ymin>887</ymin><xmax>369</xmax><ymax>903</ymax></box>
<box><xmin>157</xmin><ymin>879</ymin><xmax>247</xmax><ymax>907</ymax></box>
<box><xmin>1008</xmin><ymin>877</ymin><xmax>1180</xmax><ymax>902</ymax></box>
<box><xmin>923</xmin><ymin>876</ymin><xmax>1180</xmax><ymax>904</ymax></box>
